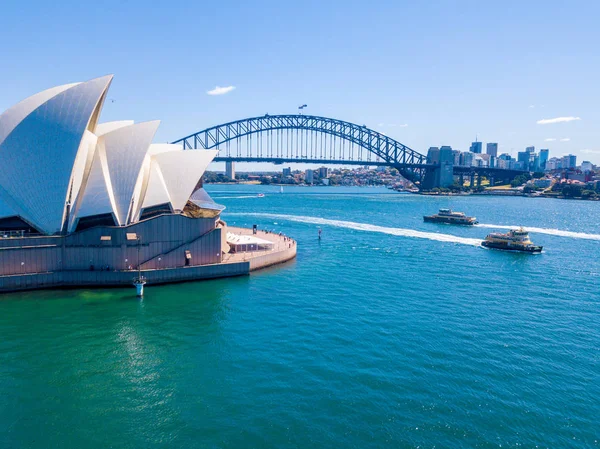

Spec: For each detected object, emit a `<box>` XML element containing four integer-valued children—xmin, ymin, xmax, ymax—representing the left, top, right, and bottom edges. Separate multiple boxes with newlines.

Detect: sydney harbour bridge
<box><xmin>171</xmin><ymin>114</ymin><xmax>525</xmax><ymax>188</ymax></box>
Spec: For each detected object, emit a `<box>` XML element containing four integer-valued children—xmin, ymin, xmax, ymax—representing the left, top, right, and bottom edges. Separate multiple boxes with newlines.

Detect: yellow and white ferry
<box><xmin>481</xmin><ymin>228</ymin><xmax>542</xmax><ymax>253</ymax></box>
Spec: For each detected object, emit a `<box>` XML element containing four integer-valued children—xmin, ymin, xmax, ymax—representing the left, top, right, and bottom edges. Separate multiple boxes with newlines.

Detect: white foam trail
<box><xmin>211</xmin><ymin>195</ymin><xmax>260</xmax><ymax>199</ymax></box>
<box><xmin>477</xmin><ymin>224</ymin><xmax>600</xmax><ymax>241</ymax></box>
<box><xmin>226</xmin><ymin>213</ymin><xmax>482</xmax><ymax>246</ymax></box>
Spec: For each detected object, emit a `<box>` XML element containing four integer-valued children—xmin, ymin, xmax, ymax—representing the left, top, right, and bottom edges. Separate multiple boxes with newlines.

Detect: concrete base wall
<box><xmin>249</xmin><ymin>246</ymin><xmax>297</xmax><ymax>271</ymax></box>
<box><xmin>0</xmin><ymin>261</ymin><xmax>250</xmax><ymax>293</ymax></box>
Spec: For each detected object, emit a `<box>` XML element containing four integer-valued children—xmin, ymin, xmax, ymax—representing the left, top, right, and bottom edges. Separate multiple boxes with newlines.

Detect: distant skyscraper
<box><xmin>518</xmin><ymin>151</ymin><xmax>530</xmax><ymax>170</ymax></box>
<box><xmin>526</xmin><ymin>146</ymin><xmax>535</xmax><ymax>153</ymax></box>
<box><xmin>318</xmin><ymin>167</ymin><xmax>329</xmax><ymax>178</ymax></box>
<box><xmin>581</xmin><ymin>161</ymin><xmax>593</xmax><ymax>172</ymax></box>
<box><xmin>282</xmin><ymin>167</ymin><xmax>292</xmax><ymax>177</ymax></box>
<box><xmin>562</xmin><ymin>154</ymin><xmax>577</xmax><ymax>169</ymax></box>
<box><xmin>470</xmin><ymin>141</ymin><xmax>482</xmax><ymax>154</ymax></box>
<box><xmin>486</xmin><ymin>143</ymin><xmax>498</xmax><ymax>157</ymax></box>
<box><xmin>539</xmin><ymin>149</ymin><xmax>549</xmax><ymax>170</ymax></box>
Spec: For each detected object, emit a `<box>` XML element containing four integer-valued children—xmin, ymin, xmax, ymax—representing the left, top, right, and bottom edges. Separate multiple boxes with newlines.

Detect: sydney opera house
<box><xmin>0</xmin><ymin>75</ymin><xmax>295</xmax><ymax>292</ymax></box>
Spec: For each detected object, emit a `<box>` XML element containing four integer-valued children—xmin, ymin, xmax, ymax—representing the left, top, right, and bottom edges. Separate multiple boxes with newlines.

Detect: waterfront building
<box><xmin>469</xmin><ymin>141</ymin><xmax>482</xmax><ymax>154</ymax></box>
<box><xmin>539</xmin><ymin>149</ymin><xmax>549</xmax><ymax>170</ymax></box>
<box><xmin>282</xmin><ymin>167</ymin><xmax>292</xmax><ymax>177</ymax></box>
<box><xmin>305</xmin><ymin>169</ymin><xmax>314</xmax><ymax>184</ymax></box>
<box><xmin>0</xmin><ymin>76</ymin><xmax>297</xmax><ymax>291</ymax></box>
<box><xmin>532</xmin><ymin>178</ymin><xmax>552</xmax><ymax>188</ymax></box>
<box><xmin>486</xmin><ymin>143</ymin><xmax>498</xmax><ymax>157</ymax></box>
<box><xmin>225</xmin><ymin>161</ymin><xmax>236</xmax><ymax>180</ymax></box>
<box><xmin>318</xmin><ymin>167</ymin><xmax>329</xmax><ymax>178</ymax></box>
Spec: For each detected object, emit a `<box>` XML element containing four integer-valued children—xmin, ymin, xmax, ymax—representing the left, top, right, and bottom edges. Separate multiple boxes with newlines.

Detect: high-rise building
<box><xmin>539</xmin><ymin>149</ymin><xmax>549</xmax><ymax>171</ymax></box>
<box><xmin>282</xmin><ymin>167</ymin><xmax>292</xmax><ymax>177</ymax></box>
<box><xmin>305</xmin><ymin>169</ymin><xmax>314</xmax><ymax>184</ymax></box>
<box><xmin>562</xmin><ymin>154</ymin><xmax>577</xmax><ymax>169</ymax></box>
<box><xmin>526</xmin><ymin>146</ymin><xmax>535</xmax><ymax>153</ymax></box>
<box><xmin>518</xmin><ymin>151</ymin><xmax>530</xmax><ymax>170</ymax></box>
<box><xmin>470</xmin><ymin>141</ymin><xmax>482</xmax><ymax>154</ymax></box>
<box><xmin>486</xmin><ymin>143</ymin><xmax>498</xmax><ymax>157</ymax></box>
<box><xmin>318</xmin><ymin>167</ymin><xmax>329</xmax><ymax>178</ymax></box>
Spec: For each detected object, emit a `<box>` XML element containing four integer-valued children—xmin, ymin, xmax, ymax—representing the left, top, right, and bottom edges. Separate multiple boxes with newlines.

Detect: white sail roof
<box><xmin>69</xmin><ymin>141</ymin><xmax>117</xmax><ymax>229</ymax></box>
<box><xmin>0</xmin><ymin>82</ymin><xmax>80</xmax><ymax>146</ymax></box>
<box><xmin>95</xmin><ymin>120</ymin><xmax>135</xmax><ymax>136</ymax></box>
<box><xmin>153</xmin><ymin>150</ymin><xmax>218</xmax><ymax>211</ymax></box>
<box><xmin>141</xmin><ymin>160</ymin><xmax>172</xmax><ymax>209</ymax></box>
<box><xmin>0</xmin><ymin>75</ymin><xmax>113</xmax><ymax>234</ymax></box>
<box><xmin>100</xmin><ymin>120</ymin><xmax>160</xmax><ymax>225</ymax></box>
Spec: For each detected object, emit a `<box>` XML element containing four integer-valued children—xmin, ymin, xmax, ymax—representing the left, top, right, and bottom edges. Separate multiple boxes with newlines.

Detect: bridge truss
<box><xmin>171</xmin><ymin>114</ymin><xmax>429</xmax><ymax>182</ymax></box>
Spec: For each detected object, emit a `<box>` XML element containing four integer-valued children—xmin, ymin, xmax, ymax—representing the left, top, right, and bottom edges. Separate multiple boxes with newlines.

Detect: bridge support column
<box><xmin>226</xmin><ymin>161</ymin><xmax>235</xmax><ymax>180</ymax></box>
<box><xmin>459</xmin><ymin>174</ymin><xmax>464</xmax><ymax>186</ymax></box>
<box><xmin>490</xmin><ymin>176</ymin><xmax>495</xmax><ymax>187</ymax></box>
<box><xmin>470</xmin><ymin>173</ymin><xmax>475</xmax><ymax>188</ymax></box>
<box><xmin>477</xmin><ymin>173</ymin><xmax>482</xmax><ymax>187</ymax></box>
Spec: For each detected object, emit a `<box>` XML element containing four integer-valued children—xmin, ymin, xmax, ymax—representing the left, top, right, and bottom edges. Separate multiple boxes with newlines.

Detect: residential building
<box><xmin>282</xmin><ymin>167</ymin><xmax>292</xmax><ymax>177</ymax></box>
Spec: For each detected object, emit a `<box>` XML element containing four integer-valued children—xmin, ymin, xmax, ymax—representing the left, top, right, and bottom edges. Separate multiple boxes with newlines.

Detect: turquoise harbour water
<box><xmin>1</xmin><ymin>185</ymin><xmax>599</xmax><ymax>448</ymax></box>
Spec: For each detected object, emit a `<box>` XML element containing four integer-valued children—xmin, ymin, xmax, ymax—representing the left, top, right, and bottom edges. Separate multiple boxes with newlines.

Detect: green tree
<box><xmin>581</xmin><ymin>190</ymin><xmax>597</xmax><ymax>199</ymax></box>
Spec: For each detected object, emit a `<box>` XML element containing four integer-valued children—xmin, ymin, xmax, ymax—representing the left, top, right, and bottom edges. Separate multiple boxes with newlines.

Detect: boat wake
<box><xmin>476</xmin><ymin>224</ymin><xmax>600</xmax><ymax>241</ymax></box>
<box><xmin>226</xmin><ymin>213</ymin><xmax>482</xmax><ymax>246</ymax></box>
<box><xmin>211</xmin><ymin>195</ymin><xmax>260</xmax><ymax>199</ymax></box>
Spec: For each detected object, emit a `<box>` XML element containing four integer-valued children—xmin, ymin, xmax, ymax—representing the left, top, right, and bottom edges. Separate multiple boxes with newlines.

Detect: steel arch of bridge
<box><xmin>171</xmin><ymin>114</ymin><xmax>429</xmax><ymax>182</ymax></box>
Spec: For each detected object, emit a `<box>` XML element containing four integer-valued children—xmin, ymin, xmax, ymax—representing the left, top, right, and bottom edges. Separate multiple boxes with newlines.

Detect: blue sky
<box><xmin>1</xmin><ymin>0</ymin><xmax>599</xmax><ymax>168</ymax></box>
